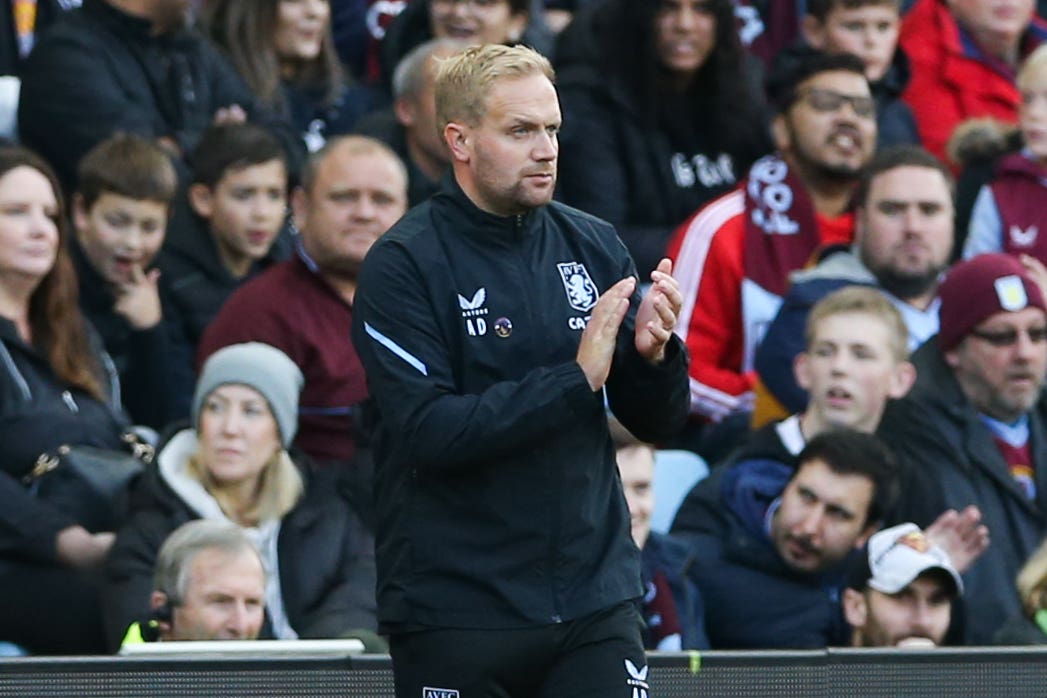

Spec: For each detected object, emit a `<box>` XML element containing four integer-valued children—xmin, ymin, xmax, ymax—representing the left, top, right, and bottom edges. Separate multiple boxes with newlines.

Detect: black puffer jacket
<box><xmin>102</xmin><ymin>430</ymin><xmax>377</xmax><ymax>651</ymax></box>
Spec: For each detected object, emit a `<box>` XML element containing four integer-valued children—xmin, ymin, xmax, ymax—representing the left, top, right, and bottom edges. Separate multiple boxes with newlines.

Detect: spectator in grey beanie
<box><xmin>192</xmin><ymin>342</ymin><xmax>304</xmax><ymax>447</ymax></box>
<box><xmin>102</xmin><ymin>341</ymin><xmax>378</xmax><ymax>651</ymax></box>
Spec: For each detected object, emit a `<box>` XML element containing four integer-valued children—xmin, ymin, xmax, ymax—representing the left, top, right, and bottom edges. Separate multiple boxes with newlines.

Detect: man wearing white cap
<box><xmin>842</xmin><ymin>523</ymin><xmax>964</xmax><ymax>648</ymax></box>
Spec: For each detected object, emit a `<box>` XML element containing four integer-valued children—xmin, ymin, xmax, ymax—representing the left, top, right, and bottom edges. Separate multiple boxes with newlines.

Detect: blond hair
<box><xmin>806</xmin><ymin>286</ymin><xmax>909</xmax><ymax>363</ymax></box>
<box><xmin>434</xmin><ymin>44</ymin><xmax>554</xmax><ymax>131</ymax></box>
<box><xmin>189</xmin><ymin>448</ymin><xmax>304</xmax><ymax>526</ymax></box>
<box><xmin>1018</xmin><ymin>538</ymin><xmax>1047</xmax><ymax>618</ymax></box>
<box><xmin>1018</xmin><ymin>44</ymin><xmax>1047</xmax><ymax>92</ymax></box>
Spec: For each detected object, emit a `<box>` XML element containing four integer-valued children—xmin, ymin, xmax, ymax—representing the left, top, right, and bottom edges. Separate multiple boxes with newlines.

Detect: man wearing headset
<box><xmin>122</xmin><ymin>519</ymin><xmax>266</xmax><ymax>644</ymax></box>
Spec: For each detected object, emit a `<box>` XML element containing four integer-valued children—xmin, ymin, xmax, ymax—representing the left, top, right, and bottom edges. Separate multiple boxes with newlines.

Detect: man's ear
<box><xmin>771</xmin><ymin>113</ymin><xmax>791</xmax><ymax>152</ymax></box>
<box><xmin>71</xmin><ymin>192</ymin><xmax>89</xmax><ymax>238</ymax></box>
<box><xmin>944</xmin><ymin>347</ymin><xmax>961</xmax><ymax>369</ymax></box>
<box><xmin>444</xmin><ymin>123</ymin><xmax>471</xmax><ymax>163</ymax></box>
<box><xmin>801</xmin><ymin>15</ymin><xmax>827</xmax><ymax>49</ymax></box>
<box><xmin>794</xmin><ymin>351</ymin><xmax>812</xmax><ymax>390</ymax></box>
<box><xmin>888</xmin><ymin>360</ymin><xmax>917</xmax><ymax>400</ymax></box>
<box><xmin>394</xmin><ymin>96</ymin><xmax>416</xmax><ymax>129</ymax></box>
<box><xmin>854</xmin><ymin>522</ymin><xmax>878</xmax><ymax>550</ymax></box>
<box><xmin>187</xmin><ymin>183</ymin><xmax>213</xmax><ymax>219</ymax></box>
<box><xmin>842</xmin><ymin>587</ymin><xmax>868</xmax><ymax>629</ymax></box>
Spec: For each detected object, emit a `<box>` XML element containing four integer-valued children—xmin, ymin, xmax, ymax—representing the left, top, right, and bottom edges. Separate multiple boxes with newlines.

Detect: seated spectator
<box><xmin>17</xmin><ymin>0</ymin><xmax>304</xmax><ymax>191</ymax></box>
<box><xmin>842</xmin><ymin>522</ymin><xmax>965</xmax><ymax>647</ymax></box>
<box><xmin>204</xmin><ymin>0</ymin><xmax>378</xmax><ymax>153</ymax></box>
<box><xmin>122</xmin><ymin>519</ymin><xmax>266</xmax><ymax>644</ymax></box>
<box><xmin>667</xmin><ymin>48</ymin><xmax>875</xmax><ymax>448</ymax></box>
<box><xmin>800</xmin><ymin>0</ymin><xmax>919</xmax><ymax>149</ymax></box>
<box><xmin>554</xmin><ymin>0</ymin><xmax>771</xmax><ymax>277</ymax></box>
<box><xmin>673</xmin><ymin>429</ymin><xmax>900</xmax><ymax>649</ymax></box>
<box><xmin>754</xmin><ymin>145</ymin><xmax>954</xmax><ymax>424</ymax></box>
<box><xmin>103</xmin><ymin>342</ymin><xmax>377</xmax><ymax>651</ymax></box>
<box><xmin>674</xmin><ymin>286</ymin><xmax>916</xmax><ymax>539</ymax></box>
<box><xmin>899</xmin><ymin>0</ymin><xmax>1047</xmax><ymax>164</ymax></box>
<box><xmin>378</xmin><ymin>0</ymin><xmax>548</xmax><ymax>98</ymax></box>
<box><xmin>160</xmin><ymin>123</ymin><xmax>291</xmax><ymax>351</ymax></box>
<box><xmin>963</xmin><ymin>45</ymin><xmax>1047</xmax><ymax>261</ymax></box>
<box><xmin>878</xmin><ymin>252</ymin><xmax>1047</xmax><ymax>643</ymax></box>
<box><xmin>612</xmin><ymin>419</ymin><xmax>709</xmax><ymax>651</ymax></box>
<box><xmin>994</xmin><ymin>537</ymin><xmax>1047</xmax><ymax>644</ymax></box>
<box><xmin>0</xmin><ymin>146</ymin><xmax>130</xmax><ymax>654</ymax></box>
<box><xmin>354</xmin><ymin>37</ymin><xmax>464</xmax><ymax>207</ymax></box>
<box><xmin>198</xmin><ymin>136</ymin><xmax>408</xmax><ymax>528</ymax></box>
<box><xmin>71</xmin><ymin>133</ymin><xmax>194</xmax><ymax>430</ymax></box>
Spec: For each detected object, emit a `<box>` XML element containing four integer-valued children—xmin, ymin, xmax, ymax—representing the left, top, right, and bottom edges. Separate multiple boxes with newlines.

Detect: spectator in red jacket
<box><xmin>900</xmin><ymin>0</ymin><xmax>1047</xmax><ymax>165</ymax></box>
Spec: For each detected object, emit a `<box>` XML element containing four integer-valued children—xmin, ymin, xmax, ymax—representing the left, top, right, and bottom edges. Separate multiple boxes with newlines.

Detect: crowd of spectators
<box><xmin>0</xmin><ymin>0</ymin><xmax>1046</xmax><ymax>662</ymax></box>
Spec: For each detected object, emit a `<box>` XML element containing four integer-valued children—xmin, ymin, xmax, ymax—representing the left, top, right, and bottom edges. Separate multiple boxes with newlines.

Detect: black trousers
<box><xmin>389</xmin><ymin>601</ymin><xmax>649</xmax><ymax>698</ymax></box>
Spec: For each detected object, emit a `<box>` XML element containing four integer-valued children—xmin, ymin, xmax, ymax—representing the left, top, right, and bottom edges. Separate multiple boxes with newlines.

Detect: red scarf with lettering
<box><xmin>743</xmin><ymin>155</ymin><xmax>854</xmax><ymax>296</ymax></box>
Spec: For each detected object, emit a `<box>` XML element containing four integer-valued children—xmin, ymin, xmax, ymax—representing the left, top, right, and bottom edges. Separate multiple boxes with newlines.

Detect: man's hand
<box><xmin>113</xmin><ymin>266</ymin><xmax>163</xmax><ymax>330</ymax></box>
<box><xmin>213</xmin><ymin>104</ymin><xmax>247</xmax><ymax>125</ymax></box>
<box><xmin>577</xmin><ymin>276</ymin><xmax>635</xmax><ymax>391</ymax></box>
<box><xmin>55</xmin><ymin>526</ymin><xmax>115</xmax><ymax>570</ymax></box>
<box><xmin>635</xmin><ymin>258</ymin><xmax>682</xmax><ymax>364</ymax></box>
<box><xmin>926</xmin><ymin>505</ymin><xmax>990</xmax><ymax>574</ymax></box>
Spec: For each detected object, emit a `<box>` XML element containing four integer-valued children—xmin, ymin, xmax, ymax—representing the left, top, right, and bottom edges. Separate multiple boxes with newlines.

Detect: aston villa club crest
<box><xmin>557</xmin><ymin>262</ymin><xmax>598</xmax><ymax>312</ymax></box>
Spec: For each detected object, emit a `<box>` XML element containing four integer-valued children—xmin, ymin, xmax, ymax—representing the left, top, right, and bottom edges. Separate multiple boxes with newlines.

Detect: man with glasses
<box><xmin>879</xmin><ymin>252</ymin><xmax>1047</xmax><ymax>644</ymax></box>
<box><xmin>668</xmin><ymin>47</ymin><xmax>876</xmax><ymax>456</ymax></box>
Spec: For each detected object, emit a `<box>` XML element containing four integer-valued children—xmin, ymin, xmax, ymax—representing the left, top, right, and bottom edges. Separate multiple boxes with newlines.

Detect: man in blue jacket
<box><xmin>352</xmin><ymin>43</ymin><xmax>689</xmax><ymax>698</ymax></box>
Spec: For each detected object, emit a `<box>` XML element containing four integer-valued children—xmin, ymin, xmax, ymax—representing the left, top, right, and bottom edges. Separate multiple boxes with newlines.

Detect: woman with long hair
<box><xmin>554</xmin><ymin>0</ymin><xmax>772</xmax><ymax>276</ymax></box>
<box><xmin>0</xmin><ymin>146</ymin><xmax>129</xmax><ymax>654</ymax></box>
<box><xmin>103</xmin><ymin>343</ymin><xmax>375</xmax><ymax>650</ymax></box>
<box><xmin>204</xmin><ymin>0</ymin><xmax>377</xmax><ymax>151</ymax></box>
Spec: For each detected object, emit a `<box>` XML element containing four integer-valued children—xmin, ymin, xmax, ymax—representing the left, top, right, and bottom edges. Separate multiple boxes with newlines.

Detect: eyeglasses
<box><xmin>969</xmin><ymin>326</ymin><xmax>1047</xmax><ymax>347</ymax></box>
<box><xmin>796</xmin><ymin>87</ymin><xmax>876</xmax><ymax>119</ymax></box>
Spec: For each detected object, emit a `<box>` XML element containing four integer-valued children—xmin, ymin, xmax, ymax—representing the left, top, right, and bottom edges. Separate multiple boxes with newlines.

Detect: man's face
<box><xmin>844</xmin><ymin>573</ymin><xmax>954</xmax><ymax>647</ymax></box>
<box><xmin>451</xmin><ymin>73</ymin><xmax>560</xmax><ymax>216</ymax></box>
<box><xmin>294</xmin><ymin>145</ymin><xmax>408</xmax><ymax>281</ymax></box>
<box><xmin>796</xmin><ymin>311</ymin><xmax>914</xmax><ymax>435</ymax></box>
<box><xmin>805</xmin><ymin>5</ymin><xmax>900</xmax><ymax>83</ymax></box>
<box><xmin>397</xmin><ymin>51</ymin><xmax>455</xmax><ymax>169</ymax></box>
<box><xmin>193</xmin><ymin>159</ymin><xmax>288</xmax><ymax>273</ymax></box>
<box><xmin>857</xmin><ymin>165</ymin><xmax>954</xmax><ymax>302</ymax></box>
<box><xmin>945</xmin><ymin>0</ymin><xmax>1034</xmax><ymax>52</ymax></box>
<box><xmin>616</xmin><ymin>444</ymin><xmax>656</xmax><ymax>549</ymax></box>
<box><xmin>73</xmin><ymin>192</ymin><xmax>168</xmax><ymax>285</ymax></box>
<box><xmin>774</xmin><ymin>70</ymin><xmax>876</xmax><ymax>183</ymax></box>
<box><xmin>167</xmin><ymin>548</ymin><xmax>266</xmax><ymax>641</ymax></box>
<box><xmin>946</xmin><ymin>306</ymin><xmax>1047</xmax><ymax>422</ymax></box>
<box><xmin>771</xmin><ymin>458</ymin><xmax>876</xmax><ymax>573</ymax></box>
<box><xmin>429</xmin><ymin>0</ymin><xmax>527</xmax><ymax>46</ymax></box>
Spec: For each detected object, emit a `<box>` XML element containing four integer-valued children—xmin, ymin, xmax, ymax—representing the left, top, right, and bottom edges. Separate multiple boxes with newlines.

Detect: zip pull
<box><xmin>61</xmin><ymin>390</ymin><xmax>79</xmax><ymax>413</ymax></box>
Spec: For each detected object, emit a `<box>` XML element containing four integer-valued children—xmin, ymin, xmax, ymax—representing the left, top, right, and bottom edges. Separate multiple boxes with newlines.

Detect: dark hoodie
<box><xmin>157</xmin><ymin>204</ymin><xmax>292</xmax><ymax>352</ymax></box>
<box><xmin>673</xmin><ymin>455</ymin><xmax>852</xmax><ymax>649</ymax></box>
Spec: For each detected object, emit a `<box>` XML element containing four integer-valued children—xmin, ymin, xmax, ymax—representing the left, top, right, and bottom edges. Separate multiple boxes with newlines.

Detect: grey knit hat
<box><xmin>192</xmin><ymin>343</ymin><xmax>304</xmax><ymax>447</ymax></box>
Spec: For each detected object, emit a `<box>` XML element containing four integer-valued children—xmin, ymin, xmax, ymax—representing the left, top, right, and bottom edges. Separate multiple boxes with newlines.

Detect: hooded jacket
<box><xmin>352</xmin><ymin>174</ymin><xmax>690</xmax><ymax>632</ymax></box>
<box><xmin>102</xmin><ymin>429</ymin><xmax>376</xmax><ymax>651</ymax></box>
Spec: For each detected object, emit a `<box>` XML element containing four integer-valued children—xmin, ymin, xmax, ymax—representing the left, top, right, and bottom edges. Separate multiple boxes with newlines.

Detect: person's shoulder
<box><xmin>373</xmin><ymin>201</ymin><xmax>436</xmax><ymax>250</ymax></box>
<box><xmin>546</xmin><ymin>200</ymin><xmax>618</xmax><ymax>236</ymax></box>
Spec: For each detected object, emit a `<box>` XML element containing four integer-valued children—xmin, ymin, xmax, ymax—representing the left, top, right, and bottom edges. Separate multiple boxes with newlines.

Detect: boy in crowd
<box><xmin>801</xmin><ymin>0</ymin><xmax>920</xmax><ymax>148</ymax></box>
<box><xmin>159</xmin><ymin>123</ymin><xmax>291</xmax><ymax>350</ymax></box>
<box><xmin>612</xmin><ymin>419</ymin><xmax>708</xmax><ymax>651</ymax></box>
<box><xmin>72</xmin><ymin>133</ymin><xmax>193</xmax><ymax>429</ymax></box>
<box><xmin>671</xmin><ymin>287</ymin><xmax>986</xmax><ymax>647</ymax></box>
